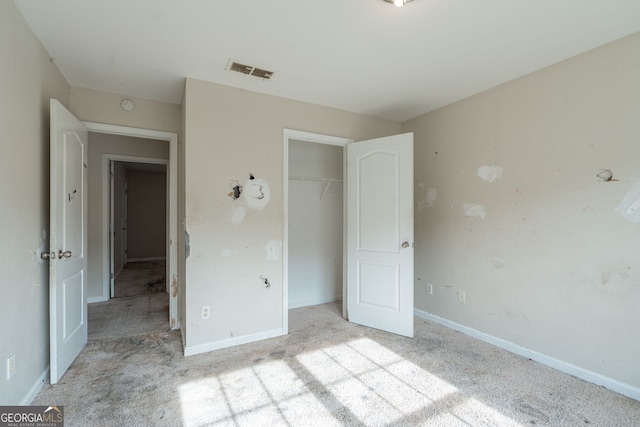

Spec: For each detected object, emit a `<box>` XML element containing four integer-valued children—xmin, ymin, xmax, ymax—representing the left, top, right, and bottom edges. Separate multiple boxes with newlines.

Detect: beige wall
<box><xmin>183</xmin><ymin>78</ymin><xmax>400</xmax><ymax>352</ymax></box>
<box><xmin>0</xmin><ymin>1</ymin><xmax>70</xmax><ymax>404</ymax></box>
<box><xmin>404</xmin><ymin>32</ymin><xmax>640</xmax><ymax>392</ymax></box>
<box><xmin>126</xmin><ymin>170</ymin><xmax>167</xmax><ymax>260</ymax></box>
<box><xmin>70</xmin><ymin>86</ymin><xmax>181</xmax><ymax>134</ymax></box>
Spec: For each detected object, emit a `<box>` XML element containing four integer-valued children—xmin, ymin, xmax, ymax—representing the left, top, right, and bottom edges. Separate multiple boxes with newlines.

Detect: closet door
<box><xmin>346</xmin><ymin>133</ymin><xmax>414</xmax><ymax>337</ymax></box>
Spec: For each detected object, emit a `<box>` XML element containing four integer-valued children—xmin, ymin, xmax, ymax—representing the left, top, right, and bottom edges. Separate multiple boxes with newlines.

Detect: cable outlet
<box><xmin>426</xmin><ymin>283</ymin><xmax>433</xmax><ymax>295</ymax></box>
<box><xmin>7</xmin><ymin>354</ymin><xmax>15</xmax><ymax>380</ymax></box>
<box><xmin>201</xmin><ymin>306</ymin><xmax>210</xmax><ymax>320</ymax></box>
<box><xmin>458</xmin><ymin>291</ymin><xmax>466</xmax><ymax>304</ymax></box>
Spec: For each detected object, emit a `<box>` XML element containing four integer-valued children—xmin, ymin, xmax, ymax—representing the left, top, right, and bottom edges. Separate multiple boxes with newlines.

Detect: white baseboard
<box><xmin>87</xmin><ymin>295</ymin><xmax>108</xmax><ymax>304</ymax></box>
<box><xmin>184</xmin><ymin>328</ymin><xmax>285</xmax><ymax>356</ymax></box>
<box><xmin>414</xmin><ymin>309</ymin><xmax>640</xmax><ymax>401</ymax></box>
<box><xmin>127</xmin><ymin>257</ymin><xmax>166</xmax><ymax>263</ymax></box>
<box><xmin>289</xmin><ymin>296</ymin><xmax>342</xmax><ymax>309</ymax></box>
<box><xmin>20</xmin><ymin>367</ymin><xmax>49</xmax><ymax>405</ymax></box>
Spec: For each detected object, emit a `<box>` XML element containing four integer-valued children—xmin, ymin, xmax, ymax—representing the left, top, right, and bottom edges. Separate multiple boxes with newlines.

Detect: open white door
<box><xmin>346</xmin><ymin>133</ymin><xmax>414</xmax><ymax>337</ymax></box>
<box><xmin>49</xmin><ymin>99</ymin><xmax>88</xmax><ymax>384</ymax></box>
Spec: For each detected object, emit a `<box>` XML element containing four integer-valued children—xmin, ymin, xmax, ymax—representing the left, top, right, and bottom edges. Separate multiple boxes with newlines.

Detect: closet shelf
<box><xmin>289</xmin><ymin>176</ymin><xmax>342</xmax><ymax>183</ymax></box>
<box><xmin>289</xmin><ymin>176</ymin><xmax>343</xmax><ymax>200</ymax></box>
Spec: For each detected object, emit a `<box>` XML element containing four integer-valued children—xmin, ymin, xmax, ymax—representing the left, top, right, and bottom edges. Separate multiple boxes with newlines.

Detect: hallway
<box><xmin>88</xmin><ymin>261</ymin><xmax>169</xmax><ymax>340</ymax></box>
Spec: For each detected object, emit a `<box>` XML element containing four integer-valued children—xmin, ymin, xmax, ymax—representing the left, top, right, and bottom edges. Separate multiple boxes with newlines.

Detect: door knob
<box><xmin>402</xmin><ymin>241</ymin><xmax>411</xmax><ymax>248</ymax></box>
<box><xmin>58</xmin><ymin>250</ymin><xmax>72</xmax><ymax>259</ymax></box>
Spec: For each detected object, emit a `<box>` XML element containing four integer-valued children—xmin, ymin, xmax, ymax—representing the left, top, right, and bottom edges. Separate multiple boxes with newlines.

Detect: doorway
<box><xmin>288</xmin><ymin>141</ymin><xmax>343</xmax><ymax>308</ymax></box>
<box><xmin>283</xmin><ymin>129</ymin><xmax>352</xmax><ymax>333</ymax></box>
<box><xmin>108</xmin><ymin>159</ymin><xmax>169</xmax><ymax>298</ymax></box>
<box><xmin>85</xmin><ymin>122</ymin><xmax>180</xmax><ymax>330</ymax></box>
<box><xmin>283</xmin><ymin>129</ymin><xmax>415</xmax><ymax>338</ymax></box>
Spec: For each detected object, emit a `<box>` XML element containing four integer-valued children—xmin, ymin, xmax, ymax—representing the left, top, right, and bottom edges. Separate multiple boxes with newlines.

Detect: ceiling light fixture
<box><xmin>384</xmin><ymin>0</ymin><xmax>413</xmax><ymax>7</ymax></box>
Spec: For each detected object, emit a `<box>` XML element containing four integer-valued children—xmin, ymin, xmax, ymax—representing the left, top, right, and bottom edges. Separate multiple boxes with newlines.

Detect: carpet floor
<box><xmin>33</xmin><ymin>302</ymin><xmax>639</xmax><ymax>426</ymax></box>
<box><xmin>115</xmin><ymin>260</ymin><xmax>166</xmax><ymax>298</ymax></box>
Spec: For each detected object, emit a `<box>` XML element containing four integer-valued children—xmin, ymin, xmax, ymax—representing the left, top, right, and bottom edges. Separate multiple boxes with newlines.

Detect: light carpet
<box><xmin>34</xmin><ymin>302</ymin><xmax>639</xmax><ymax>426</ymax></box>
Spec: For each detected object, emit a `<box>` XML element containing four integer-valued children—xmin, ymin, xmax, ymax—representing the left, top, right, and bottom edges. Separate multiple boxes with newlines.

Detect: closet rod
<box><xmin>289</xmin><ymin>176</ymin><xmax>343</xmax><ymax>183</ymax></box>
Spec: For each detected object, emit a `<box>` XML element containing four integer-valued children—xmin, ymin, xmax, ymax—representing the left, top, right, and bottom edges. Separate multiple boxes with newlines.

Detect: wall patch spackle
<box><xmin>244</xmin><ymin>174</ymin><xmax>271</xmax><ymax>211</ymax></box>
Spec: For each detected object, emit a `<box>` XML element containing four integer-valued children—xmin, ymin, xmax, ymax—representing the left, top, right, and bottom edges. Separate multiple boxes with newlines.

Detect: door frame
<box><xmin>85</xmin><ymin>122</ymin><xmax>180</xmax><ymax>330</ymax></box>
<box><xmin>107</xmin><ymin>155</ymin><xmax>169</xmax><ymax>298</ymax></box>
<box><xmin>282</xmin><ymin>129</ymin><xmax>352</xmax><ymax>333</ymax></box>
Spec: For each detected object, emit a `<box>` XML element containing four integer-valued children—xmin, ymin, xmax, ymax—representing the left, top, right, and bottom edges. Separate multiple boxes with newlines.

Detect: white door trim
<box><xmin>104</xmin><ymin>154</ymin><xmax>168</xmax><ymax>298</ymax></box>
<box><xmin>282</xmin><ymin>129</ymin><xmax>352</xmax><ymax>333</ymax></box>
<box><xmin>85</xmin><ymin>122</ymin><xmax>180</xmax><ymax>330</ymax></box>
<box><xmin>109</xmin><ymin>160</ymin><xmax>115</xmax><ymax>297</ymax></box>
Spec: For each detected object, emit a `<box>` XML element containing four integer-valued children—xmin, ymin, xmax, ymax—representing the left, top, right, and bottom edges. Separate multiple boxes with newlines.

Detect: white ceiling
<box><xmin>14</xmin><ymin>0</ymin><xmax>640</xmax><ymax>122</ymax></box>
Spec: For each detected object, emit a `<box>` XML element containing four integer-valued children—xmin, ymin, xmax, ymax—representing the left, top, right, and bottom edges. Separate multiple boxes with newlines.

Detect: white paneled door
<box><xmin>49</xmin><ymin>99</ymin><xmax>88</xmax><ymax>384</ymax></box>
<box><xmin>347</xmin><ymin>133</ymin><xmax>414</xmax><ymax>337</ymax></box>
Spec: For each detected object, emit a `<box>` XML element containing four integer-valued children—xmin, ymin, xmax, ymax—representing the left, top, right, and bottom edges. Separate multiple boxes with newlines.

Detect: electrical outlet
<box><xmin>426</xmin><ymin>283</ymin><xmax>433</xmax><ymax>295</ymax></box>
<box><xmin>201</xmin><ymin>306</ymin><xmax>210</xmax><ymax>320</ymax></box>
<box><xmin>7</xmin><ymin>354</ymin><xmax>15</xmax><ymax>380</ymax></box>
<box><xmin>458</xmin><ymin>291</ymin><xmax>466</xmax><ymax>304</ymax></box>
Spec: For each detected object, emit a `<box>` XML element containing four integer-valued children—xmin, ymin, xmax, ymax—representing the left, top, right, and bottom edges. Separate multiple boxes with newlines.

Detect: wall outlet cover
<box><xmin>201</xmin><ymin>306</ymin><xmax>210</xmax><ymax>320</ymax></box>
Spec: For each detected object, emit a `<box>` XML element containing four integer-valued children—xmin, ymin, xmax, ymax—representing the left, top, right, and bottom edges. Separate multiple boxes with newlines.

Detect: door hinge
<box><xmin>110</xmin><ymin>272</ymin><xmax>114</xmax><ymax>279</ymax></box>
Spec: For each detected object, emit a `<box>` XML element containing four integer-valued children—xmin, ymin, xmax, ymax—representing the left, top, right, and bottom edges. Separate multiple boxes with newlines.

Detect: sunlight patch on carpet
<box><xmin>178</xmin><ymin>360</ymin><xmax>337</xmax><ymax>426</ymax></box>
<box><xmin>452</xmin><ymin>397</ymin><xmax>521</xmax><ymax>426</ymax></box>
<box><xmin>178</xmin><ymin>337</ymin><xmax>521</xmax><ymax>425</ymax></box>
<box><xmin>297</xmin><ymin>337</ymin><xmax>458</xmax><ymax>424</ymax></box>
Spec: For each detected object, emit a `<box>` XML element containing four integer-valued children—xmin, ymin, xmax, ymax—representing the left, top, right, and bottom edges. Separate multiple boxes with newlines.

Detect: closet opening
<box><xmin>282</xmin><ymin>129</ymin><xmax>352</xmax><ymax>333</ymax></box>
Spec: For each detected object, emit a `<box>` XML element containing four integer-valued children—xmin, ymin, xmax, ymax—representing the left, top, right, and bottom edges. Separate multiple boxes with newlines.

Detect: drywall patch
<box><xmin>228</xmin><ymin>206</ymin><xmax>247</xmax><ymax>225</ymax></box>
<box><xmin>221</xmin><ymin>249</ymin><xmax>240</xmax><ymax>257</ymax></box>
<box><xmin>491</xmin><ymin>256</ymin><xmax>507</xmax><ymax>269</ymax></box>
<box><xmin>477</xmin><ymin>165</ymin><xmax>503</xmax><ymax>183</ymax></box>
<box><xmin>185</xmin><ymin>230</ymin><xmax>191</xmax><ymax>259</ymax></box>
<box><xmin>615</xmin><ymin>182</ymin><xmax>640</xmax><ymax>223</ymax></box>
<box><xmin>36</xmin><ymin>230</ymin><xmax>47</xmax><ymax>264</ymax></box>
<box><xmin>417</xmin><ymin>183</ymin><xmax>437</xmax><ymax>210</ymax></box>
<box><xmin>463</xmin><ymin>203</ymin><xmax>487</xmax><ymax>219</ymax></box>
<box><xmin>244</xmin><ymin>174</ymin><xmax>271</xmax><ymax>211</ymax></box>
<box><xmin>426</xmin><ymin>188</ymin><xmax>437</xmax><ymax>207</ymax></box>
<box><xmin>601</xmin><ymin>267</ymin><xmax>632</xmax><ymax>290</ymax></box>
<box><xmin>264</xmin><ymin>239</ymin><xmax>282</xmax><ymax>261</ymax></box>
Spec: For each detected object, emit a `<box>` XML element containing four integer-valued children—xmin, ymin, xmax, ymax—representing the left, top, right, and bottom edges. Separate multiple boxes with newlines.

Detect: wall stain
<box><xmin>172</xmin><ymin>275</ymin><xmax>178</xmax><ymax>298</ymax></box>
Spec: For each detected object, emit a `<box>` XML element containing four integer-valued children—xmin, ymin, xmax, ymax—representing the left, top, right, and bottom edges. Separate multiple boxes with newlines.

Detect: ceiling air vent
<box><xmin>226</xmin><ymin>60</ymin><xmax>274</xmax><ymax>80</ymax></box>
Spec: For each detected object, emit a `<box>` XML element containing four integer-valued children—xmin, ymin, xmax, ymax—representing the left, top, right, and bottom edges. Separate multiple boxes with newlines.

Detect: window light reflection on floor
<box><xmin>178</xmin><ymin>337</ymin><xmax>519</xmax><ymax>426</ymax></box>
<box><xmin>296</xmin><ymin>337</ymin><xmax>458</xmax><ymax>425</ymax></box>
